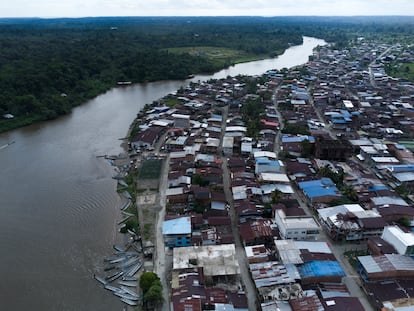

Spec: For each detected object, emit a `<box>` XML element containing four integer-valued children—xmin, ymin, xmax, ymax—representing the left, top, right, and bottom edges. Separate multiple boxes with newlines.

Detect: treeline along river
<box><xmin>0</xmin><ymin>37</ymin><xmax>325</xmax><ymax>310</ymax></box>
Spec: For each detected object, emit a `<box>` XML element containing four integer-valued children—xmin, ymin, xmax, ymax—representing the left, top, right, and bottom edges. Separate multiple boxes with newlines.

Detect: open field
<box><xmin>138</xmin><ymin>159</ymin><xmax>163</xmax><ymax>180</ymax></box>
<box><xmin>164</xmin><ymin>46</ymin><xmax>265</xmax><ymax>66</ymax></box>
<box><xmin>387</xmin><ymin>62</ymin><xmax>414</xmax><ymax>82</ymax></box>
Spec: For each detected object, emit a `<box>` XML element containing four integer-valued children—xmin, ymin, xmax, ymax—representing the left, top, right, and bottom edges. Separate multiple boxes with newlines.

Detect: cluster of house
<box><xmin>128</xmin><ymin>37</ymin><xmax>414</xmax><ymax>311</ymax></box>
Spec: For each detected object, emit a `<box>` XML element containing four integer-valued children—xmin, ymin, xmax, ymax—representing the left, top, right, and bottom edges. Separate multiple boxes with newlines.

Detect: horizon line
<box><xmin>1</xmin><ymin>15</ymin><xmax>414</xmax><ymax>19</ymax></box>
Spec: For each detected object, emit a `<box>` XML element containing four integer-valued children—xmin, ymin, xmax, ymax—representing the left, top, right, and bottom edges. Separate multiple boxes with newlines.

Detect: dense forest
<box><xmin>1</xmin><ymin>16</ymin><xmax>414</xmax><ymax>132</ymax></box>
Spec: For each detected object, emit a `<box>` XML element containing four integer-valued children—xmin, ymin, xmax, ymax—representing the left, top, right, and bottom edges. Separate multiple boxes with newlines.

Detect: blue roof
<box><xmin>332</xmin><ymin>119</ymin><xmax>347</xmax><ymax>124</ymax></box>
<box><xmin>368</xmin><ymin>184</ymin><xmax>388</xmax><ymax>192</ymax></box>
<box><xmin>298</xmin><ymin>178</ymin><xmax>341</xmax><ymax>199</ymax></box>
<box><xmin>282</xmin><ymin>135</ymin><xmax>315</xmax><ymax>143</ymax></box>
<box><xmin>340</xmin><ymin>110</ymin><xmax>352</xmax><ymax>118</ymax></box>
<box><xmin>210</xmin><ymin>114</ymin><xmax>222</xmax><ymax>120</ymax></box>
<box><xmin>256</xmin><ymin>157</ymin><xmax>281</xmax><ymax>167</ymax></box>
<box><xmin>162</xmin><ymin>217</ymin><xmax>192</xmax><ymax>235</ymax></box>
<box><xmin>299</xmin><ymin>261</ymin><xmax>345</xmax><ymax>278</ymax></box>
<box><xmin>388</xmin><ymin>165</ymin><xmax>414</xmax><ymax>173</ymax></box>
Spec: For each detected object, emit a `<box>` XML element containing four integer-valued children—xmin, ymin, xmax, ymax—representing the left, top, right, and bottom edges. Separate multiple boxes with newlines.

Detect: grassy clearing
<box><xmin>344</xmin><ymin>250</ymin><xmax>369</xmax><ymax>268</ymax></box>
<box><xmin>143</xmin><ymin>223</ymin><xmax>152</xmax><ymax>240</ymax></box>
<box><xmin>138</xmin><ymin>159</ymin><xmax>163</xmax><ymax>180</ymax></box>
<box><xmin>164</xmin><ymin>46</ymin><xmax>265</xmax><ymax>66</ymax></box>
<box><xmin>387</xmin><ymin>62</ymin><xmax>414</xmax><ymax>82</ymax></box>
<box><xmin>164</xmin><ymin>97</ymin><xmax>182</xmax><ymax>107</ymax></box>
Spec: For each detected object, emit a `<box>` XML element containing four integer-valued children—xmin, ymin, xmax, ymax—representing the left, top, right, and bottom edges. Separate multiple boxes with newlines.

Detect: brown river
<box><xmin>0</xmin><ymin>37</ymin><xmax>325</xmax><ymax>310</ymax></box>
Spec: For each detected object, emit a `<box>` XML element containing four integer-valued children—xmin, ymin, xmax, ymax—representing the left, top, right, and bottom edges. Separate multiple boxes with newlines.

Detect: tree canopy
<box><xmin>139</xmin><ymin>271</ymin><xmax>163</xmax><ymax>307</ymax></box>
<box><xmin>1</xmin><ymin>16</ymin><xmax>413</xmax><ymax>132</ymax></box>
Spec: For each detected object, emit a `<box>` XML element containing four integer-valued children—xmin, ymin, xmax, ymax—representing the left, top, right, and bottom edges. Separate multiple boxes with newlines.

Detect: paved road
<box><xmin>221</xmin><ymin>157</ymin><xmax>260</xmax><ymax>311</ymax></box>
<box><xmin>368</xmin><ymin>45</ymin><xmax>394</xmax><ymax>89</ymax></box>
<box><xmin>220</xmin><ymin>106</ymin><xmax>259</xmax><ymax>311</ymax></box>
<box><xmin>154</xmin><ymin>153</ymin><xmax>170</xmax><ymax>311</ymax></box>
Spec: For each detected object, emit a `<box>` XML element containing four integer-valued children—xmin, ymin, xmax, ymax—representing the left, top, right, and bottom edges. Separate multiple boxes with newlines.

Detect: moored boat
<box><xmin>106</xmin><ymin>270</ymin><xmax>124</xmax><ymax>283</ymax></box>
<box><xmin>120</xmin><ymin>297</ymin><xmax>138</xmax><ymax>306</ymax></box>
<box><xmin>93</xmin><ymin>274</ymin><xmax>107</xmax><ymax>285</ymax></box>
<box><xmin>113</xmin><ymin>244</ymin><xmax>126</xmax><ymax>252</ymax></box>
<box><xmin>114</xmin><ymin>291</ymin><xmax>140</xmax><ymax>301</ymax></box>
<box><xmin>125</xmin><ymin>262</ymin><xmax>143</xmax><ymax>277</ymax></box>
<box><xmin>118</xmin><ymin>280</ymin><xmax>138</xmax><ymax>287</ymax></box>
<box><xmin>104</xmin><ymin>284</ymin><xmax>124</xmax><ymax>293</ymax></box>
<box><xmin>122</xmin><ymin>276</ymin><xmax>138</xmax><ymax>282</ymax></box>
<box><xmin>120</xmin><ymin>285</ymin><xmax>139</xmax><ymax>298</ymax></box>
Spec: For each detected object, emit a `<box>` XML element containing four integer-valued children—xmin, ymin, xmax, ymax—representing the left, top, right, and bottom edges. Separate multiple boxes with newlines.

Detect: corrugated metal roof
<box><xmin>298</xmin><ymin>261</ymin><xmax>345</xmax><ymax>278</ymax></box>
<box><xmin>358</xmin><ymin>254</ymin><xmax>414</xmax><ymax>274</ymax></box>
<box><xmin>162</xmin><ymin>217</ymin><xmax>192</xmax><ymax>235</ymax></box>
<box><xmin>371</xmin><ymin>196</ymin><xmax>409</xmax><ymax>207</ymax></box>
<box><xmin>274</xmin><ymin>240</ymin><xmax>303</xmax><ymax>265</ymax></box>
<box><xmin>249</xmin><ymin>262</ymin><xmax>300</xmax><ymax>288</ymax></box>
<box><xmin>394</xmin><ymin>172</ymin><xmax>414</xmax><ymax>182</ymax></box>
<box><xmin>298</xmin><ymin>178</ymin><xmax>341</xmax><ymax>199</ymax></box>
<box><xmin>294</xmin><ymin>241</ymin><xmax>332</xmax><ymax>254</ymax></box>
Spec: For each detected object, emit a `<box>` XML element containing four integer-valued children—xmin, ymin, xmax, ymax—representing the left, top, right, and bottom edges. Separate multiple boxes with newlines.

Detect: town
<box><xmin>107</xmin><ymin>37</ymin><xmax>414</xmax><ymax>311</ymax></box>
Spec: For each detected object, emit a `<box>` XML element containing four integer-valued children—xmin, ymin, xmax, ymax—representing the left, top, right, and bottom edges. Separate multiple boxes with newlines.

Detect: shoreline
<box><xmin>90</xmin><ymin>36</ymin><xmax>326</xmax><ymax>310</ymax></box>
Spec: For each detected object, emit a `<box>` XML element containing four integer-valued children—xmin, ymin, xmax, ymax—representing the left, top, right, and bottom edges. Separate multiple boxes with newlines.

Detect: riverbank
<box><xmin>0</xmin><ymin>37</ymin><xmax>324</xmax><ymax>311</ymax></box>
<box><xmin>0</xmin><ymin>51</ymin><xmax>291</xmax><ymax>135</ymax></box>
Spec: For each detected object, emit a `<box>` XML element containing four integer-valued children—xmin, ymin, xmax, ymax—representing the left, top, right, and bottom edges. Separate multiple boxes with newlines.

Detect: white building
<box><xmin>382</xmin><ymin>226</ymin><xmax>414</xmax><ymax>256</ymax></box>
<box><xmin>222</xmin><ymin>136</ymin><xmax>234</xmax><ymax>156</ymax></box>
<box><xmin>275</xmin><ymin>209</ymin><xmax>320</xmax><ymax>240</ymax></box>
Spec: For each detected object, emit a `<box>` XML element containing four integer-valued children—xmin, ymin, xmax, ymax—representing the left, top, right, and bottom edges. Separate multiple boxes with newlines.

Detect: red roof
<box><xmin>172</xmin><ymin>298</ymin><xmax>202</xmax><ymax>311</ymax></box>
<box><xmin>260</xmin><ymin>119</ymin><xmax>280</xmax><ymax>127</ymax></box>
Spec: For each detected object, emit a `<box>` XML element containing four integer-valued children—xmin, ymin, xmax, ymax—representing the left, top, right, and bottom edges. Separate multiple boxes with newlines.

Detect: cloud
<box><xmin>1</xmin><ymin>0</ymin><xmax>414</xmax><ymax>17</ymax></box>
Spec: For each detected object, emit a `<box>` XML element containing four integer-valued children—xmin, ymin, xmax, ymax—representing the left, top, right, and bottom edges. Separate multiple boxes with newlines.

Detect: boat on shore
<box><xmin>109</xmin><ymin>256</ymin><xmax>128</xmax><ymax>264</ymax></box>
<box><xmin>118</xmin><ymin>257</ymin><xmax>140</xmax><ymax>270</ymax></box>
<box><xmin>120</xmin><ymin>297</ymin><xmax>138</xmax><ymax>306</ymax></box>
<box><xmin>105</xmin><ymin>270</ymin><xmax>124</xmax><ymax>283</ymax></box>
<box><xmin>117</xmin><ymin>81</ymin><xmax>132</xmax><ymax>86</ymax></box>
<box><xmin>104</xmin><ymin>284</ymin><xmax>124</xmax><ymax>293</ymax></box>
<box><xmin>122</xmin><ymin>276</ymin><xmax>138</xmax><ymax>282</ymax></box>
<box><xmin>117</xmin><ymin>215</ymin><xmax>131</xmax><ymax>225</ymax></box>
<box><xmin>93</xmin><ymin>274</ymin><xmax>107</xmax><ymax>285</ymax></box>
<box><xmin>125</xmin><ymin>262</ymin><xmax>143</xmax><ymax>277</ymax></box>
<box><xmin>120</xmin><ymin>286</ymin><xmax>140</xmax><ymax>298</ymax></box>
<box><xmin>114</xmin><ymin>291</ymin><xmax>140</xmax><ymax>301</ymax></box>
<box><xmin>118</xmin><ymin>280</ymin><xmax>138</xmax><ymax>287</ymax></box>
<box><xmin>113</xmin><ymin>244</ymin><xmax>126</xmax><ymax>252</ymax></box>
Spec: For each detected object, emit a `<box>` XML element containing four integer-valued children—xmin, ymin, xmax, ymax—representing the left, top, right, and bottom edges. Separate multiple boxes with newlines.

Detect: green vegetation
<box><xmin>300</xmin><ymin>139</ymin><xmax>314</xmax><ymax>157</ymax></box>
<box><xmin>2</xmin><ymin>16</ymin><xmax>414</xmax><ymax>132</ymax></box>
<box><xmin>165</xmin><ymin>46</ymin><xmax>263</xmax><ymax>68</ymax></box>
<box><xmin>140</xmin><ymin>272</ymin><xmax>163</xmax><ymax>308</ymax></box>
<box><xmin>386</xmin><ymin>62</ymin><xmax>414</xmax><ymax>82</ymax></box>
<box><xmin>278</xmin><ymin>150</ymin><xmax>297</xmax><ymax>159</ymax></box>
<box><xmin>120</xmin><ymin>217</ymin><xmax>139</xmax><ymax>234</ymax></box>
<box><xmin>0</xmin><ymin>17</ymin><xmax>304</xmax><ymax>132</ymax></box>
<box><xmin>143</xmin><ymin>223</ymin><xmax>152</xmax><ymax>240</ymax></box>
<box><xmin>344</xmin><ymin>250</ymin><xmax>369</xmax><ymax>268</ymax></box>
<box><xmin>270</xmin><ymin>189</ymin><xmax>283</xmax><ymax>204</ymax></box>
<box><xmin>318</xmin><ymin>165</ymin><xmax>344</xmax><ymax>186</ymax></box>
<box><xmin>163</xmin><ymin>97</ymin><xmax>182</xmax><ymax>108</ymax></box>
<box><xmin>138</xmin><ymin>159</ymin><xmax>163</xmax><ymax>180</ymax></box>
<box><xmin>192</xmin><ymin>174</ymin><xmax>208</xmax><ymax>187</ymax></box>
<box><xmin>282</xmin><ymin>123</ymin><xmax>311</xmax><ymax>136</ymax></box>
<box><xmin>241</xmin><ymin>95</ymin><xmax>264</xmax><ymax>138</ymax></box>
<box><xmin>398</xmin><ymin>216</ymin><xmax>411</xmax><ymax>227</ymax></box>
<box><xmin>395</xmin><ymin>184</ymin><xmax>413</xmax><ymax>199</ymax></box>
<box><xmin>318</xmin><ymin>165</ymin><xmax>359</xmax><ymax>204</ymax></box>
<box><xmin>121</xmin><ymin>172</ymin><xmax>138</xmax><ymax>202</ymax></box>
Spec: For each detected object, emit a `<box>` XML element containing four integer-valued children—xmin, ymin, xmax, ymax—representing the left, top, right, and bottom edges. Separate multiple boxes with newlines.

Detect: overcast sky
<box><xmin>1</xmin><ymin>0</ymin><xmax>414</xmax><ymax>18</ymax></box>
